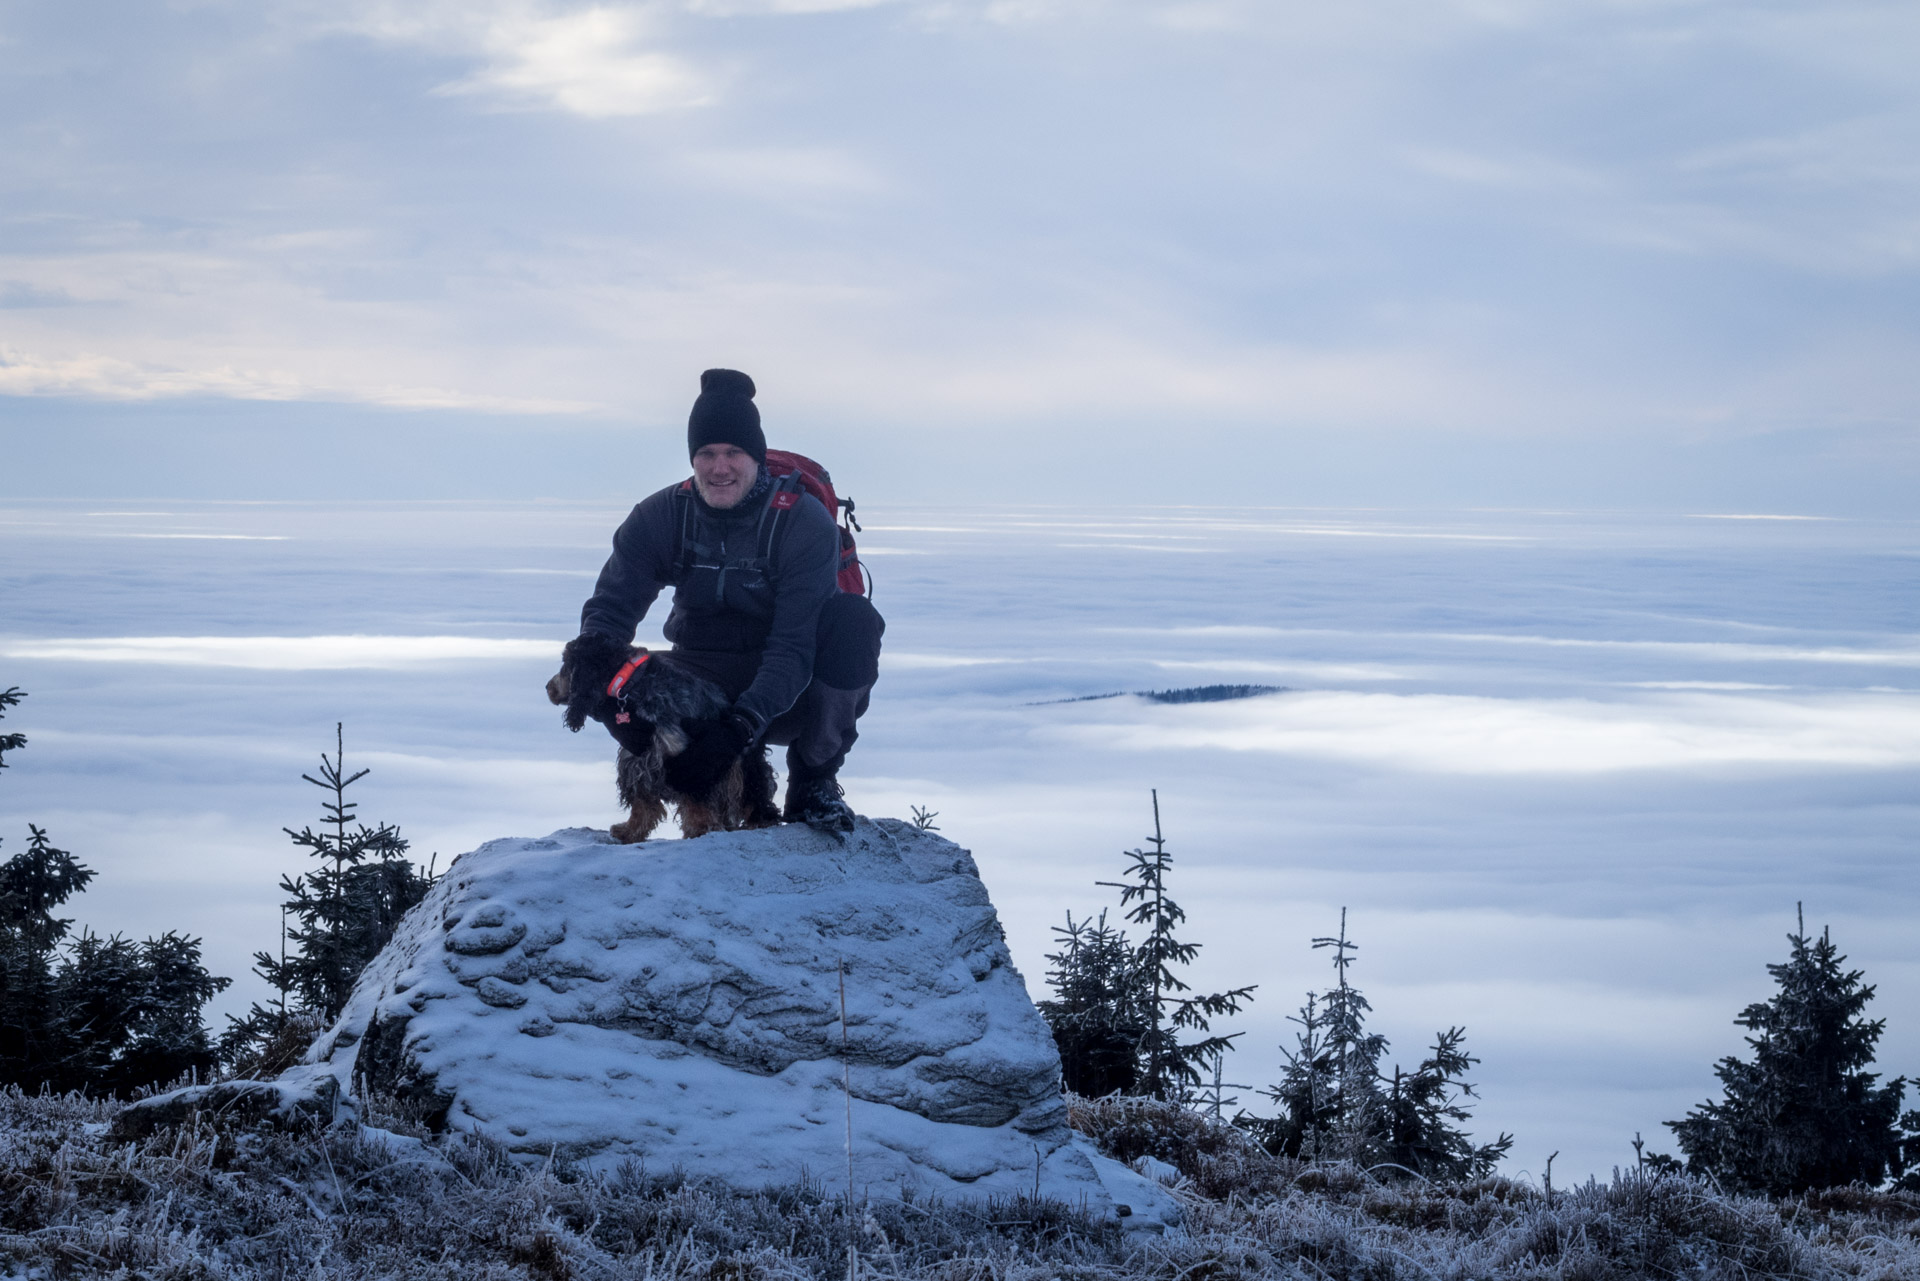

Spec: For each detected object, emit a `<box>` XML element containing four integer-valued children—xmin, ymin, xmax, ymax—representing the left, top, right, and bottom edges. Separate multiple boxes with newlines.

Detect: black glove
<box><xmin>664</xmin><ymin>712</ymin><xmax>756</xmax><ymax>795</ymax></box>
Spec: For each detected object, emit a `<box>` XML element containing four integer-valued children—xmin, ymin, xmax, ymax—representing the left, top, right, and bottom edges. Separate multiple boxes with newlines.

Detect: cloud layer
<box><xmin>0</xmin><ymin>635</ymin><xmax>560</xmax><ymax>668</ymax></box>
<box><xmin>1052</xmin><ymin>688</ymin><xmax>1920</xmax><ymax>774</ymax></box>
<box><xmin>4</xmin><ymin>499</ymin><xmax>1917</xmax><ymax>1186</ymax></box>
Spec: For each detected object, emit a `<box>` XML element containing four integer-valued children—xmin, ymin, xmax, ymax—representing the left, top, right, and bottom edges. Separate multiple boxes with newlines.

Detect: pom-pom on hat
<box><xmin>687</xmin><ymin>368</ymin><xmax>765</xmax><ymax>465</ymax></box>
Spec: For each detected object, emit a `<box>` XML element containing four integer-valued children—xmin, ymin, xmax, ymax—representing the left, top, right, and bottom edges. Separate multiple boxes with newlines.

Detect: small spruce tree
<box><xmin>1</xmin><ymin>691</ymin><xmax>77</xmax><ymax>1087</ymax></box>
<box><xmin>1248</xmin><ymin>910</ymin><xmax>1510</xmax><ymax>1179</ymax></box>
<box><xmin>1378</xmin><ymin>1027</ymin><xmax>1514</xmax><ymax>1179</ymax></box>
<box><xmin>0</xmin><ymin>687</ymin><xmax>24</xmax><ymax>771</ymax></box>
<box><xmin>1311</xmin><ymin>911</ymin><xmax>1391</xmax><ymax>1158</ymax></box>
<box><xmin>1255</xmin><ymin>911</ymin><xmax>1390</xmax><ymax>1162</ymax></box>
<box><xmin>224</xmin><ymin>724</ymin><xmax>435</xmax><ymax>1070</ymax></box>
<box><xmin>55</xmin><ymin>928</ymin><xmax>229</xmax><ymax>1095</ymax></box>
<box><xmin>1039</xmin><ymin>909</ymin><xmax>1151</xmax><ymax>1096</ymax></box>
<box><xmin>1666</xmin><ymin>906</ymin><xmax>1918</xmax><ymax>1194</ymax></box>
<box><xmin>0</xmin><ymin>825</ymin><xmax>92</xmax><ymax>1089</ymax></box>
<box><xmin>1098</xmin><ymin>791</ymin><xmax>1256</xmax><ymax>1101</ymax></box>
<box><xmin>1259</xmin><ymin>991</ymin><xmax>1338</xmax><ymax>1154</ymax></box>
<box><xmin>0</xmin><ymin>691</ymin><xmax>230</xmax><ymax>1095</ymax></box>
<box><xmin>1039</xmin><ymin>793</ymin><xmax>1254</xmax><ymax>1101</ymax></box>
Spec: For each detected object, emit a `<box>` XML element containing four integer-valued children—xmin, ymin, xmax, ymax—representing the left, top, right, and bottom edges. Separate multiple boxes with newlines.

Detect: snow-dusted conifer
<box><xmin>1311</xmin><ymin>910</ymin><xmax>1389</xmax><ymax>1157</ymax></box>
<box><xmin>1040</xmin><ymin>793</ymin><xmax>1254</xmax><ymax>1101</ymax></box>
<box><xmin>1249</xmin><ymin>910</ymin><xmax>1509</xmax><ymax>1180</ymax></box>
<box><xmin>0</xmin><ymin>825</ymin><xmax>91</xmax><ymax>1089</ymax></box>
<box><xmin>1378</xmin><ymin>1027</ymin><xmax>1514</xmax><ymax>1179</ymax></box>
<box><xmin>1259</xmin><ymin>991</ymin><xmax>1337</xmax><ymax>1155</ymax></box>
<box><xmin>1254</xmin><ymin>911</ymin><xmax>1387</xmax><ymax>1162</ymax></box>
<box><xmin>0</xmin><ymin>687</ymin><xmax>24</xmax><ymax>771</ymax></box>
<box><xmin>53</xmin><ymin>929</ymin><xmax>229</xmax><ymax>1094</ymax></box>
<box><xmin>1098</xmin><ymin>791</ymin><xmax>1255</xmax><ymax>1101</ymax></box>
<box><xmin>225</xmin><ymin>724</ymin><xmax>435</xmax><ymax>1068</ymax></box>
<box><xmin>1</xmin><ymin>821</ymin><xmax>228</xmax><ymax>1094</ymax></box>
<box><xmin>0</xmin><ymin>686</ymin><xmax>232</xmax><ymax>1094</ymax></box>
<box><xmin>1039</xmin><ymin>909</ymin><xmax>1150</xmax><ymax>1096</ymax></box>
<box><xmin>1667</xmin><ymin>907</ymin><xmax>1918</xmax><ymax>1193</ymax></box>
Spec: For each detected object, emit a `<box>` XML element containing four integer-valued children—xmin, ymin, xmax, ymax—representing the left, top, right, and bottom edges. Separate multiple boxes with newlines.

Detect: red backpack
<box><xmin>764</xmin><ymin>449</ymin><xmax>866</xmax><ymax>596</ymax></box>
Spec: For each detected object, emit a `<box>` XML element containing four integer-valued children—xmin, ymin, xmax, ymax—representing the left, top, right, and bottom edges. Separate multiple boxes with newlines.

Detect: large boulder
<box><xmin>268</xmin><ymin>819</ymin><xmax>1176</xmax><ymax>1227</ymax></box>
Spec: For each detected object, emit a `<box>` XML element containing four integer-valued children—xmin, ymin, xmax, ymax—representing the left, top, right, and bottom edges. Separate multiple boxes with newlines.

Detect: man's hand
<box><xmin>664</xmin><ymin>712</ymin><xmax>756</xmax><ymax>795</ymax></box>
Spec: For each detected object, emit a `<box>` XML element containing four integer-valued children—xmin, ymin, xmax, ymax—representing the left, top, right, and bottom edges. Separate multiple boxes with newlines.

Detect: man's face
<box><xmin>692</xmin><ymin>444</ymin><xmax>759</xmax><ymax>509</ymax></box>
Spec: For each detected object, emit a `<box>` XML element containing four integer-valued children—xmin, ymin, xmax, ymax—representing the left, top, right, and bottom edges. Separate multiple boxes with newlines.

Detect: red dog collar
<box><xmin>606</xmin><ymin>653</ymin><xmax>650</xmax><ymax>698</ymax></box>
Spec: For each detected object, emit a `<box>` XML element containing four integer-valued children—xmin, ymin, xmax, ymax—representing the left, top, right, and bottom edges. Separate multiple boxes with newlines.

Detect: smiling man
<box><xmin>570</xmin><ymin>368</ymin><xmax>884</xmax><ymax>832</ymax></box>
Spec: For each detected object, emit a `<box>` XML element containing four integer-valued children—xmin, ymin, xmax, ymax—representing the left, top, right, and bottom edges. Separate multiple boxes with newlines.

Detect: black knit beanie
<box><xmin>687</xmin><ymin>368</ymin><xmax>766</xmax><ymax>465</ymax></box>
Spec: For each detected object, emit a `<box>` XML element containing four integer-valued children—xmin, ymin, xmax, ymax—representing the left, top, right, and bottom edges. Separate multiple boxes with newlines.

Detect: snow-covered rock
<box><xmin>275</xmin><ymin>819</ymin><xmax>1178</xmax><ymax>1229</ymax></box>
<box><xmin>112</xmin><ymin>1075</ymin><xmax>341</xmax><ymax>1139</ymax></box>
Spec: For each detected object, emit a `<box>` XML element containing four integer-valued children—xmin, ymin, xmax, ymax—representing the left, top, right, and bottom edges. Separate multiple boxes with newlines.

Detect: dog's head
<box><xmin>550</xmin><ymin>632</ymin><xmax>641</xmax><ymax>732</ymax></box>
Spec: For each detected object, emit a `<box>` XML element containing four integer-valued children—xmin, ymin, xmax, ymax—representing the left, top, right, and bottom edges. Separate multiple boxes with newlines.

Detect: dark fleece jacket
<box><xmin>579</xmin><ymin>477</ymin><xmax>839</xmax><ymax>734</ymax></box>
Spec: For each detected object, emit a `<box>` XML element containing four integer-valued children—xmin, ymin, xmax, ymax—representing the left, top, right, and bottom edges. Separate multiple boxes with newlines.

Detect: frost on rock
<box><xmin>111</xmin><ymin>1074</ymin><xmax>340</xmax><ymax>1139</ymax></box>
<box><xmin>265</xmin><ymin>818</ymin><xmax>1175</xmax><ymax>1228</ymax></box>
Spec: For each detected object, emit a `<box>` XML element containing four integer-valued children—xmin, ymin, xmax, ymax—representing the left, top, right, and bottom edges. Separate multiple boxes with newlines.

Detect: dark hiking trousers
<box><xmin>658</xmin><ymin>593</ymin><xmax>884</xmax><ymax>778</ymax></box>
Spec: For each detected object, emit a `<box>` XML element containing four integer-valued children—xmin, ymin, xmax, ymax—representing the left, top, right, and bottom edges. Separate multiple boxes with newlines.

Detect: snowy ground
<box><xmin>2</xmin><ymin>497</ymin><xmax>1916</xmax><ymax>1185</ymax></box>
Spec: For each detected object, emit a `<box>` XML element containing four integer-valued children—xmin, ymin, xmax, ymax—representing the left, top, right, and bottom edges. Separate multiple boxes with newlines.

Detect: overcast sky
<box><xmin>4</xmin><ymin>0</ymin><xmax>1917</xmax><ymax>508</ymax></box>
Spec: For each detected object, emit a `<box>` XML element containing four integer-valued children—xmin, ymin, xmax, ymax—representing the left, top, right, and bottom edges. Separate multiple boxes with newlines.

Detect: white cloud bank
<box><xmin>1053</xmin><ymin>688</ymin><xmax>1920</xmax><ymax>774</ymax></box>
<box><xmin>1117</xmin><ymin>626</ymin><xmax>1920</xmax><ymax>670</ymax></box>
<box><xmin>0</xmin><ymin>636</ymin><xmax>562</xmax><ymax>669</ymax></box>
<box><xmin>0</xmin><ymin>345</ymin><xmax>594</xmax><ymax>412</ymax></box>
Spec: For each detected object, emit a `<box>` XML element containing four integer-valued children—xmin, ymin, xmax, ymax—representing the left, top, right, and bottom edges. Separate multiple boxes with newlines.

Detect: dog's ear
<box><xmin>563</xmin><ymin>632</ymin><xmax>633</xmax><ymax>672</ymax></box>
<box><xmin>563</xmin><ymin>692</ymin><xmax>591</xmax><ymax>733</ymax></box>
<box><xmin>559</xmin><ymin>632</ymin><xmax>632</xmax><ymax>732</ymax></box>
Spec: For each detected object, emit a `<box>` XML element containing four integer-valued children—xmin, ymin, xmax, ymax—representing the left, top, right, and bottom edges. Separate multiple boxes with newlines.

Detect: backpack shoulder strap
<box><xmin>672</xmin><ymin>479</ymin><xmax>696</xmax><ymax>582</ymax></box>
<box><xmin>756</xmin><ymin>470</ymin><xmax>805</xmax><ymax>564</ymax></box>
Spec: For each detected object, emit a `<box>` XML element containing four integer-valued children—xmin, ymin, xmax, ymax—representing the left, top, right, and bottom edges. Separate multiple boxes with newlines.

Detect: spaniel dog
<box><xmin>547</xmin><ymin>632</ymin><xmax>778</xmax><ymax>842</ymax></box>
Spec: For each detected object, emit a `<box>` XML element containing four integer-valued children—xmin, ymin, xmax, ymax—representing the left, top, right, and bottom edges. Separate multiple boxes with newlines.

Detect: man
<box><xmin>570</xmin><ymin>368</ymin><xmax>884</xmax><ymax>831</ymax></box>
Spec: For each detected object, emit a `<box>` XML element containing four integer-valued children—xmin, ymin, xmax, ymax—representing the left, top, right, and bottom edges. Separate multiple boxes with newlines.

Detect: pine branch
<box><xmin>0</xmin><ymin>686</ymin><xmax>25</xmax><ymax>770</ymax></box>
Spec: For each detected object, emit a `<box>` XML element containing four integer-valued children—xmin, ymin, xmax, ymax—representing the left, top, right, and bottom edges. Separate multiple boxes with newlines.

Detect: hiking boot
<box><xmin>784</xmin><ymin>773</ymin><xmax>855</xmax><ymax>833</ymax></box>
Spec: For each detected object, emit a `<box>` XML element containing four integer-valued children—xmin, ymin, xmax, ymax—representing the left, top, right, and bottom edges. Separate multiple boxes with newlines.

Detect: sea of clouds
<box><xmin>3</xmin><ymin>497</ymin><xmax>1916</xmax><ymax>1185</ymax></box>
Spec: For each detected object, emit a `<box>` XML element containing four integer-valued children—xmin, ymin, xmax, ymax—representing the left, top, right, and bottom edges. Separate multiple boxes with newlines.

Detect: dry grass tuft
<box><xmin>3</xmin><ymin>1088</ymin><xmax>1917</xmax><ymax>1279</ymax></box>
